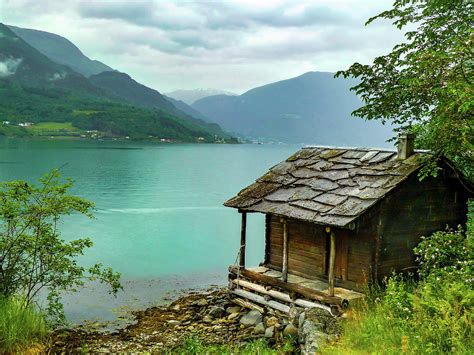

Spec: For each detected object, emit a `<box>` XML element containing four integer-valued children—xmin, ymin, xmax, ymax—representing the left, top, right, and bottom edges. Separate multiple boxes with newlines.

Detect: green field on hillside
<box><xmin>28</xmin><ymin>122</ymin><xmax>82</xmax><ymax>136</ymax></box>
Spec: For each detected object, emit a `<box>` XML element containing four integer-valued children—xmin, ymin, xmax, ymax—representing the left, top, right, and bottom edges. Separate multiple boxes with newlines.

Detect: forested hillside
<box><xmin>0</xmin><ymin>23</ymin><xmax>231</xmax><ymax>142</ymax></box>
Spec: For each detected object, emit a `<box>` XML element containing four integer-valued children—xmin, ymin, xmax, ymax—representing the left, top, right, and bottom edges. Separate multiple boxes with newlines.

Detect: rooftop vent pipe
<box><xmin>397</xmin><ymin>133</ymin><xmax>415</xmax><ymax>160</ymax></box>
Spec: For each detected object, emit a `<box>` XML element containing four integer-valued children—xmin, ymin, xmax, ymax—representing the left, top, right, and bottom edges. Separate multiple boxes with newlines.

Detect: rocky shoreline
<box><xmin>50</xmin><ymin>287</ymin><xmax>341</xmax><ymax>353</ymax></box>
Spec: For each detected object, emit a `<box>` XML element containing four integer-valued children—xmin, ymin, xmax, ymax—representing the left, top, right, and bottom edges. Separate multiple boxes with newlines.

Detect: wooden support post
<box><xmin>281</xmin><ymin>218</ymin><xmax>288</xmax><ymax>282</ymax></box>
<box><xmin>328</xmin><ymin>230</ymin><xmax>336</xmax><ymax>297</ymax></box>
<box><xmin>240</xmin><ymin>211</ymin><xmax>247</xmax><ymax>269</ymax></box>
<box><xmin>264</xmin><ymin>214</ymin><xmax>271</xmax><ymax>265</ymax></box>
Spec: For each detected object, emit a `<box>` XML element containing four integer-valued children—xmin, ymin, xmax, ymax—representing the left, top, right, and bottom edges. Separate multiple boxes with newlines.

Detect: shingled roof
<box><xmin>224</xmin><ymin>147</ymin><xmax>428</xmax><ymax>229</ymax></box>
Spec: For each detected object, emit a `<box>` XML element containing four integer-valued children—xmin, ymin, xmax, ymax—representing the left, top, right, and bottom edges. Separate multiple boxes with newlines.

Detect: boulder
<box><xmin>298</xmin><ymin>308</ymin><xmax>337</xmax><ymax>354</ymax></box>
<box><xmin>239</xmin><ymin>310</ymin><xmax>263</xmax><ymax>326</ymax></box>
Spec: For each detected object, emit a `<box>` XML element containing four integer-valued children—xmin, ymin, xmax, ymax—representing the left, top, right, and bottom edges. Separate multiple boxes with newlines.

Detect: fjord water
<box><xmin>0</xmin><ymin>138</ymin><xmax>296</xmax><ymax>323</ymax></box>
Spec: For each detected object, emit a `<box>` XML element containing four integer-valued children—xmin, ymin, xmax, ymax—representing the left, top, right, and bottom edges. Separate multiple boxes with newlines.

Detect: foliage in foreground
<box><xmin>337</xmin><ymin>0</ymin><xmax>474</xmax><ymax>179</ymax></box>
<box><xmin>323</xmin><ymin>276</ymin><xmax>473</xmax><ymax>354</ymax></box>
<box><xmin>0</xmin><ymin>296</ymin><xmax>49</xmax><ymax>353</ymax></box>
<box><xmin>0</xmin><ymin>169</ymin><xmax>122</xmax><ymax>323</ymax></box>
<box><xmin>323</xmin><ymin>207</ymin><xmax>474</xmax><ymax>354</ymax></box>
<box><xmin>172</xmin><ymin>336</ymin><xmax>296</xmax><ymax>354</ymax></box>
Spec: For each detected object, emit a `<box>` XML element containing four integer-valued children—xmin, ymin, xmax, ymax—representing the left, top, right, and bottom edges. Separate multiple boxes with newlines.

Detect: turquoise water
<box><xmin>0</xmin><ymin>138</ymin><xmax>297</xmax><ymax>322</ymax></box>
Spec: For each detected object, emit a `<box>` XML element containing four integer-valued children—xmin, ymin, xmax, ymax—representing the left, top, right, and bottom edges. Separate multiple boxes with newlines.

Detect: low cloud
<box><xmin>49</xmin><ymin>72</ymin><xmax>67</xmax><ymax>81</ymax></box>
<box><xmin>0</xmin><ymin>57</ymin><xmax>23</xmax><ymax>77</ymax></box>
<box><xmin>1</xmin><ymin>0</ymin><xmax>404</xmax><ymax>92</ymax></box>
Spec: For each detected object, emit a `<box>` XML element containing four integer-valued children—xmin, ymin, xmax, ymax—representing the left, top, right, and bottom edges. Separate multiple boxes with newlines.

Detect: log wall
<box><xmin>267</xmin><ymin>216</ymin><xmax>326</xmax><ymax>278</ymax></box>
<box><xmin>264</xmin><ymin>166</ymin><xmax>471</xmax><ymax>287</ymax></box>
<box><xmin>266</xmin><ymin>215</ymin><xmax>375</xmax><ymax>285</ymax></box>
<box><xmin>376</xmin><ymin>172</ymin><xmax>470</xmax><ymax>278</ymax></box>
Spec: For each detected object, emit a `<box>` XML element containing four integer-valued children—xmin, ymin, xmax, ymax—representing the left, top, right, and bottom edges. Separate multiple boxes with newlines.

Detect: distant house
<box><xmin>18</xmin><ymin>122</ymin><xmax>33</xmax><ymax>127</ymax></box>
<box><xmin>224</xmin><ymin>134</ymin><xmax>472</xmax><ymax>311</ymax></box>
<box><xmin>2</xmin><ymin>121</ymin><xmax>10</xmax><ymax>125</ymax></box>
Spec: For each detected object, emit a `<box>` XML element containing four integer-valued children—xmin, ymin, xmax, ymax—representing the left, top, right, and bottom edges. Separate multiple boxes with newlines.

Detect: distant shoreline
<box><xmin>0</xmin><ymin>133</ymin><xmax>241</xmax><ymax>144</ymax></box>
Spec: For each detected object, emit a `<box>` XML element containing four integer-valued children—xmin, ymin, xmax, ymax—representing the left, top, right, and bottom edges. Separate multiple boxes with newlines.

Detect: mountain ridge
<box><xmin>7</xmin><ymin>23</ymin><xmax>211</xmax><ymax>124</ymax></box>
<box><xmin>8</xmin><ymin>25</ymin><xmax>113</xmax><ymax>77</ymax></box>
<box><xmin>192</xmin><ymin>71</ymin><xmax>393</xmax><ymax>146</ymax></box>
<box><xmin>166</xmin><ymin>88</ymin><xmax>237</xmax><ymax>105</ymax></box>
<box><xmin>0</xmin><ymin>23</ymin><xmax>232</xmax><ymax>142</ymax></box>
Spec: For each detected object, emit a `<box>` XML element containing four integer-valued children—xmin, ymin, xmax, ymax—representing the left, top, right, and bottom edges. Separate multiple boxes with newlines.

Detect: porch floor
<box><xmin>248</xmin><ymin>266</ymin><xmax>364</xmax><ymax>301</ymax></box>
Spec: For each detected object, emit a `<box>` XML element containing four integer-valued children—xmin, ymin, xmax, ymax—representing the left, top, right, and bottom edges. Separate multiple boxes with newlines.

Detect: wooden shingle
<box><xmin>224</xmin><ymin>147</ymin><xmax>430</xmax><ymax>228</ymax></box>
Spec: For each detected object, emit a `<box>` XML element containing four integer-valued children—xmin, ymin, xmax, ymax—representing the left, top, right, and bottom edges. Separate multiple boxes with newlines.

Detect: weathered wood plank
<box><xmin>229</xmin><ymin>266</ymin><xmax>346</xmax><ymax>306</ymax></box>
<box><xmin>231</xmin><ymin>288</ymin><xmax>290</xmax><ymax>313</ymax></box>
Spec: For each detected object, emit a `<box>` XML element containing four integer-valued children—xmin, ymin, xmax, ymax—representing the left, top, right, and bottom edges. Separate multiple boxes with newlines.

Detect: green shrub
<box><xmin>0</xmin><ymin>297</ymin><xmax>49</xmax><ymax>353</ymax></box>
<box><xmin>0</xmin><ymin>170</ymin><xmax>121</xmax><ymax>323</ymax></box>
<box><xmin>468</xmin><ymin>199</ymin><xmax>474</xmax><ymax>238</ymax></box>
<box><xmin>384</xmin><ymin>274</ymin><xmax>415</xmax><ymax>320</ymax></box>
<box><xmin>324</xmin><ymin>203</ymin><xmax>474</xmax><ymax>354</ymax></box>
<box><xmin>414</xmin><ymin>227</ymin><xmax>472</xmax><ymax>285</ymax></box>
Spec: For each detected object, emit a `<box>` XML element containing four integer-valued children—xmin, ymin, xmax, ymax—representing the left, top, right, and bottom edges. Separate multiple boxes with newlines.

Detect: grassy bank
<box><xmin>322</xmin><ymin>214</ymin><xmax>474</xmax><ymax>354</ymax></box>
<box><xmin>322</xmin><ymin>277</ymin><xmax>473</xmax><ymax>354</ymax></box>
<box><xmin>0</xmin><ymin>297</ymin><xmax>49</xmax><ymax>353</ymax></box>
<box><xmin>173</xmin><ymin>336</ymin><xmax>295</xmax><ymax>354</ymax></box>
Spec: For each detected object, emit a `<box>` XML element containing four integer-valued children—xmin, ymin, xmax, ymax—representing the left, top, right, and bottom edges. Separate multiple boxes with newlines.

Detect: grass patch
<box><xmin>172</xmin><ymin>336</ymin><xmax>296</xmax><ymax>354</ymax></box>
<box><xmin>27</xmin><ymin>121</ymin><xmax>82</xmax><ymax>136</ymax></box>
<box><xmin>0</xmin><ymin>297</ymin><xmax>49</xmax><ymax>353</ymax></box>
<box><xmin>322</xmin><ymin>277</ymin><xmax>473</xmax><ymax>354</ymax></box>
<box><xmin>72</xmin><ymin>109</ymin><xmax>100</xmax><ymax>116</ymax></box>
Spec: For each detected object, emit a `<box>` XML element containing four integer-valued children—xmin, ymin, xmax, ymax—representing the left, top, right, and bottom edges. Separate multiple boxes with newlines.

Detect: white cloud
<box><xmin>0</xmin><ymin>0</ymin><xmax>404</xmax><ymax>93</ymax></box>
<box><xmin>49</xmin><ymin>72</ymin><xmax>67</xmax><ymax>81</ymax></box>
<box><xmin>0</xmin><ymin>57</ymin><xmax>23</xmax><ymax>77</ymax></box>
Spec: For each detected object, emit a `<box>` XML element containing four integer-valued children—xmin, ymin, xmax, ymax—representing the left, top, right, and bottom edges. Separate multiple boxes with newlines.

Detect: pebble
<box><xmin>194</xmin><ymin>299</ymin><xmax>209</xmax><ymax>307</ymax></box>
<box><xmin>208</xmin><ymin>306</ymin><xmax>226</xmax><ymax>318</ymax></box>
<box><xmin>253</xmin><ymin>322</ymin><xmax>265</xmax><ymax>334</ymax></box>
<box><xmin>264</xmin><ymin>326</ymin><xmax>275</xmax><ymax>338</ymax></box>
<box><xmin>283</xmin><ymin>324</ymin><xmax>298</xmax><ymax>337</ymax></box>
<box><xmin>226</xmin><ymin>306</ymin><xmax>241</xmax><ymax>314</ymax></box>
<box><xmin>228</xmin><ymin>312</ymin><xmax>240</xmax><ymax>321</ymax></box>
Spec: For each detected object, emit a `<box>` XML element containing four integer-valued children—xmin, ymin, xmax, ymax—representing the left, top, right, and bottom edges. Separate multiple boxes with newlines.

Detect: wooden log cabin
<box><xmin>224</xmin><ymin>134</ymin><xmax>472</xmax><ymax>311</ymax></box>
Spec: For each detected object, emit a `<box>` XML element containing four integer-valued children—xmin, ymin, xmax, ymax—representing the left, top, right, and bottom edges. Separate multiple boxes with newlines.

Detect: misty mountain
<box><xmin>8</xmin><ymin>25</ymin><xmax>112</xmax><ymax>77</ymax></box>
<box><xmin>0</xmin><ymin>23</ymin><xmax>231</xmax><ymax>142</ymax></box>
<box><xmin>166</xmin><ymin>88</ymin><xmax>237</xmax><ymax>105</ymax></box>
<box><xmin>0</xmin><ymin>23</ymin><xmax>103</xmax><ymax>94</ymax></box>
<box><xmin>89</xmin><ymin>71</ymin><xmax>176</xmax><ymax>113</ymax></box>
<box><xmin>164</xmin><ymin>95</ymin><xmax>208</xmax><ymax>121</ymax></box>
<box><xmin>9</xmin><ymin>24</ymin><xmax>211</xmax><ymax>123</ymax></box>
<box><xmin>192</xmin><ymin>72</ymin><xmax>393</xmax><ymax>146</ymax></box>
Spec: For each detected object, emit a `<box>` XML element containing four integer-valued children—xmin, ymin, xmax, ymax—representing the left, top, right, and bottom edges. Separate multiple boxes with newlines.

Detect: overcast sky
<box><xmin>1</xmin><ymin>0</ymin><xmax>403</xmax><ymax>94</ymax></box>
